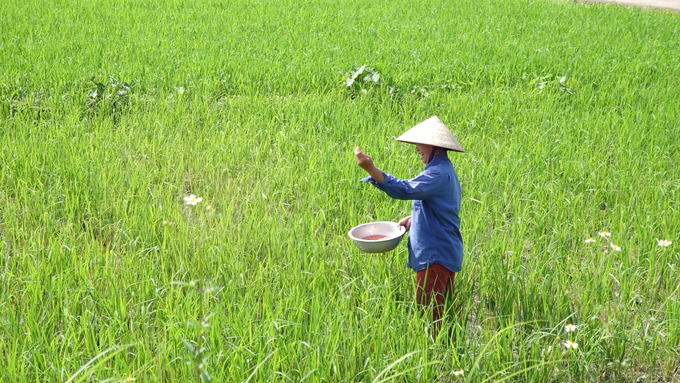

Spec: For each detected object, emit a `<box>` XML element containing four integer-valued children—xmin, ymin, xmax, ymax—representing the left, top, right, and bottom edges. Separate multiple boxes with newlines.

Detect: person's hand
<box><xmin>397</xmin><ymin>216</ymin><xmax>412</xmax><ymax>231</ymax></box>
<box><xmin>354</xmin><ymin>146</ymin><xmax>375</xmax><ymax>171</ymax></box>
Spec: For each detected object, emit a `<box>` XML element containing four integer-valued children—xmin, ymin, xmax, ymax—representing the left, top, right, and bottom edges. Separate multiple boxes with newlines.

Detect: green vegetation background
<box><xmin>1</xmin><ymin>0</ymin><xmax>679</xmax><ymax>381</ymax></box>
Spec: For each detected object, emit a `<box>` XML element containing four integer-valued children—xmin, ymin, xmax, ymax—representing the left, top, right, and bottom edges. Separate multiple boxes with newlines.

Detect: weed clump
<box><xmin>83</xmin><ymin>76</ymin><xmax>132</xmax><ymax>122</ymax></box>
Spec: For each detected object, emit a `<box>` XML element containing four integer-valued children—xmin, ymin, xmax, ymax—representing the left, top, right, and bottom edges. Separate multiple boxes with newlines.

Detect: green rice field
<box><xmin>1</xmin><ymin>0</ymin><xmax>679</xmax><ymax>381</ymax></box>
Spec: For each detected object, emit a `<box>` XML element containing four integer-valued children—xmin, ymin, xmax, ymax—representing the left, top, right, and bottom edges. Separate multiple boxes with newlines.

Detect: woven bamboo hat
<box><xmin>396</xmin><ymin>116</ymin><xmax>464</xmax><ymax>153</ymax></box>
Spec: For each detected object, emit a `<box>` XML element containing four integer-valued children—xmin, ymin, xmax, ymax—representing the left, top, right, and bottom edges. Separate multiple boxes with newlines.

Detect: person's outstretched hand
<box><xmin>354</xmin><ymin>146</ymin><xmax>374</xmax><ymax>171</ymax></box>
<box><xmin>354</xmin><ymin>146</ymin><xmax>385</xmax><ymax>183</ymax></box>
<box><xmin>397</xmin><ymin>216</ymin><xmax>412</xmax><ymax>231</ymax></box>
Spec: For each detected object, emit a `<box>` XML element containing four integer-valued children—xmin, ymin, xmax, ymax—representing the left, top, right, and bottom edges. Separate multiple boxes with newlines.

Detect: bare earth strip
<box><xmin>577</xmin><ymin>0</ymin><xmax>680</xmax><ymax>11</ymax></box>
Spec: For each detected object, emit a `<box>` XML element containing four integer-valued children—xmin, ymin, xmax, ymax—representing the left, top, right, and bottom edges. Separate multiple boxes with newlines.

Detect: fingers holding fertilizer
<box><xmin>355</xmin><ymin>146</ymin><xmax>385</xmax><ymax>183</ymax></box>
<box><xmin>354</xmin><ymin>146</ymin><xmax>374</xmax><ymax>171</ymax></box>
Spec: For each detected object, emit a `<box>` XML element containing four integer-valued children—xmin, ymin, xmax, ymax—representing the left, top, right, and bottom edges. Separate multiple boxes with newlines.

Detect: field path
<box><xmin>577</xmin><ymin>0</ymin><xmax>680</xmax><ymax>11</ymax></box>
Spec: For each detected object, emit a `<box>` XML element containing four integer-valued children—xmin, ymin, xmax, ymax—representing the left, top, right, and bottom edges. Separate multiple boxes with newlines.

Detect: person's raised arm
<box><xmin>354</xmin><ymin>146</ymin><xmax>385</xmax><ymax>183</ymax></box>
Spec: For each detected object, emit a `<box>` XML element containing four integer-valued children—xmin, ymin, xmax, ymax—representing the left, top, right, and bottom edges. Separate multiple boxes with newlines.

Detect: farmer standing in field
<box><xmin>355</xmin><ymin>116</ymin><xmax>464</xmax><ymax>335</ymax></box>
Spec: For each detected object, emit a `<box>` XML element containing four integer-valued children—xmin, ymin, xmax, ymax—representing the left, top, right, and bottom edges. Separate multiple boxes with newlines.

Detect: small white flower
<box><xmin>598</xmin><ymin>230</ymin><xmax>611</xmax><ymax>238</ymax></box>
<box><xmin>657</xmin><ymin>239</ymin><xmax>672</xmax><ymax>247</ymax></box>
<box><xmin>183</xmin><ymin>194</ymin><xmax>203</xmax><ymax>206</ymax></box>
<box><xmin>452</xmin><ymin>370</ymin><xmax>464</xmax><ymax>376</ymax></box>
<box><xmin>584</xmin><ymin>237</ymin><xmax>595</xmax><ymax>243</ymax></box>
<box><xmin>563</xmin><ymin>340</ymin><xmax>578</xmax><ymax>349</ymax></box>
<box><xmin>565</xmin><ymin>324</ymin><xmax>577</xmax><ymax>332</ymax></box>
<box><xmin>610</xmin><ymin>243</ymin><xmax>621</xmax><ymax>252</ymax></box>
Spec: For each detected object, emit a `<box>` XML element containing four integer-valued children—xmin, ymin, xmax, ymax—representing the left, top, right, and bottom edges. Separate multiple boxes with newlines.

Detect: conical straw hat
<box><xmin>396</xmin><ymin>116</ymin><xmax>464</xmax><ymax>152</ymax></box>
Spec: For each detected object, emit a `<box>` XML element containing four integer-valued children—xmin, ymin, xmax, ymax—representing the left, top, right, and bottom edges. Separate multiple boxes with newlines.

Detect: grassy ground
<box><xmin>1</xmin><ymin>0</ymin><xmax>679</xmax><ymax>381</ymax></box>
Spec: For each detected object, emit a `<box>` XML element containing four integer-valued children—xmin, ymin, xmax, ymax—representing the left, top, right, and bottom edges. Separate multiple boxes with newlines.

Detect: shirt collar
<box><xmin>425</xmin><ymin>152</ymin><xmax>448</xmax><ymax>169</ymax></box>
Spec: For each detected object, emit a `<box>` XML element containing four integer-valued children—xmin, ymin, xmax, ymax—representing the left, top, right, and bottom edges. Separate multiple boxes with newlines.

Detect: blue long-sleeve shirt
<box><xmin>361</xmin><ymin>154</ymin><xmax>463</xmax><ymax>272</ymax></box>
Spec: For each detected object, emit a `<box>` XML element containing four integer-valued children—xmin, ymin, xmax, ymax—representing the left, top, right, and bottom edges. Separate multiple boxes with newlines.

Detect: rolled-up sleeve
<box><xmin>360</xmin><ymin>169</ymin><xmax>443</xmax><ymax>200</ymax></box>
